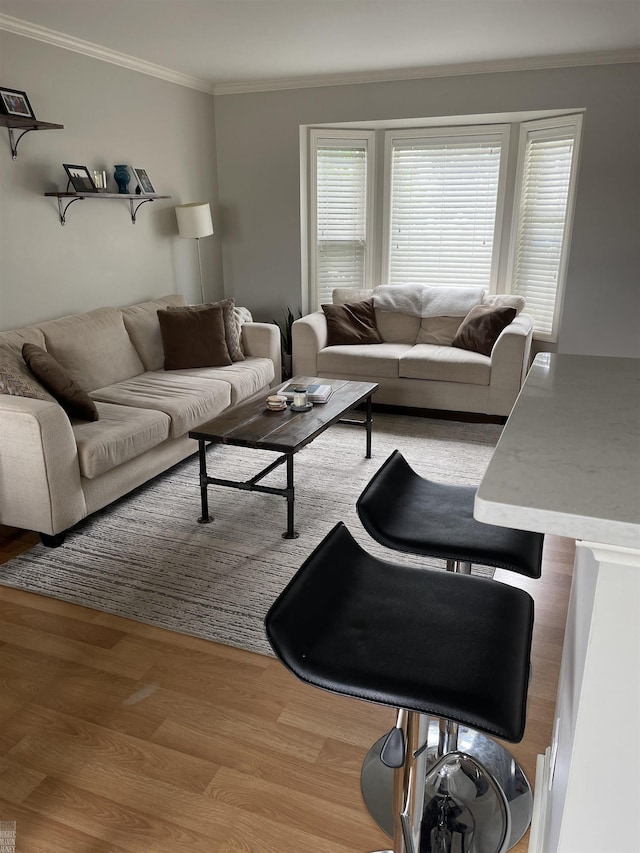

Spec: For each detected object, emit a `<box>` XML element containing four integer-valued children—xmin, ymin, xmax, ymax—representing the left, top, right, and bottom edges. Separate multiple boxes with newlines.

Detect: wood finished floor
<box><xmin>0</xmin><ymin>523</ymin><xmax>574</xmax><ymax>852</ymax></box>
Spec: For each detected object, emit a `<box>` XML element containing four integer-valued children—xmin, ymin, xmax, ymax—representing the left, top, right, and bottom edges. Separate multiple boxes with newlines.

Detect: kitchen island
<box><xmin>475</xmin><ymin>352</ymin><xmax>640</xmax><ymax>853</ymax></box>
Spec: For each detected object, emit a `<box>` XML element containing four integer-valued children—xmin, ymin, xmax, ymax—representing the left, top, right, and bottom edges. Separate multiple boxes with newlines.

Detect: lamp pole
<box><xmin>196</xmin><ymin>237</ymin><xmax>205</xmax><ymax>303</ymax></box>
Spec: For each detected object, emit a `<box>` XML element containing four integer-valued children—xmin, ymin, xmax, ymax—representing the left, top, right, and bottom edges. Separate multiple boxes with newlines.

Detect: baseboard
<box><xmin>528</xmin><ymin>747</ymin><xmax>552</xmax><ymax>853</ymax></box>
<box><xmin>358</xmin><ymin>402</ymin><xmax>505</xmax><ymax>424</ymax></box>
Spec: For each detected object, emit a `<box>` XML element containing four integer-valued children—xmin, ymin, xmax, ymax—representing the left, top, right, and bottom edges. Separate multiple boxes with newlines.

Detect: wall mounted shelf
<box><xmin>44</xmin><ymin>192</ymin><xmax>171</xmax><ymax>225</ymax></box>
<box><xmin>0</xmin><ymin>115</ymin><xmax>64</xmax><ymax>159</ymax></box>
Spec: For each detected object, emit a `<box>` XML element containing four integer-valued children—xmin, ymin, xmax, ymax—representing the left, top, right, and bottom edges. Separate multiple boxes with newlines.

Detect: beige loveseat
<box><xmin>0</xmin><ymin>294</ymin><xmax>280</xmax><ymax>544</ymax></box>
<box><xmin>293</xmin><ymin>285</ymin><xmax>533</xmax><ymax>418</ymax></box>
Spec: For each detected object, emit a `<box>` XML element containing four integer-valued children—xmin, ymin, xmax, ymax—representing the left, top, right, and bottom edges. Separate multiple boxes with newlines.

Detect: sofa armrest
<box><xmin>0</xmin><ymin>396</ymin><xmax>86</xmax><ymax>535</ymax></box>
<box><xmin>241</xmin><ymin>322</ymin><xmax>282</xmax><ymax>387</ymax></box>
<box><xmin>292</xmin><ymin>312</ymin><xmax>328</xmax><ymax>377</ymax></box>
<box><xmin>489</xmin><ymin>313</ymin><xmax>534</xmax><ymax>408</ymax></box>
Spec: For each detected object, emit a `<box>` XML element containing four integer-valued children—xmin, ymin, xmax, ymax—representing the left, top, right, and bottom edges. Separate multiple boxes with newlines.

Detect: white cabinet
<box><xmin>475</xmin><ymin>353</ymin><xmax>640</xmax><ymax>852</ymax></box>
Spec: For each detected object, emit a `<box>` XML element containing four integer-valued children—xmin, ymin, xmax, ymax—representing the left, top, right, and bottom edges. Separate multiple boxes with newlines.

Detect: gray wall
<box><xmin>0</xmin><ymin>31</ymin><xmax>222</xmax><ymax>330</ymax></box>
<box><xmin>2</xmin><ymin>32</ymin><xmax>638</xmax><ymax>358</ymax></box>
<box><xmin>215</xmin><ymin>63</ymin><xmax>640</xmax><ymax>357</ymax></box>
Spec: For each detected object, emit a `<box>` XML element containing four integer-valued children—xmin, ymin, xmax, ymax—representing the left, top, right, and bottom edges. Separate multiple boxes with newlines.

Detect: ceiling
<box><xmin>1</xmin><ymin>0</ymin><xmax>639</xmax><ymax>92</ymax></box>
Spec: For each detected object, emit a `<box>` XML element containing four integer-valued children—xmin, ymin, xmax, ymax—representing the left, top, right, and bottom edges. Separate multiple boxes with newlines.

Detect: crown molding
<box><xmin>0</xmin><ymin>13</ymin><xmax>215</xmax><ymax>94</ymax></box>
<box><xmin>1</xmin><ymin>14</ymin><xmax>637</xmax><ymax>97</ymax></box>
<box><xmin>214</xmin><ymin>48</ymin><xmax>640</xmax><ymax>95</ymax></box>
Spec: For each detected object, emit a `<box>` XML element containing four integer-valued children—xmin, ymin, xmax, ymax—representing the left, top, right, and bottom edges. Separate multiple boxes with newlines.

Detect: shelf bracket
<box><xmin>56</xmin><ymin>195</ymin><xmax>84</xmax><ymax>226</ymax></box>
<box><xmin>129</xmin><ymin>197</ymin><xmax>154</xmax><ymax>224</ymax></box>
<box><xmin>7</xmin><ymin>127</ymin><xmax>34</xmax><ymax>160</ymax></box>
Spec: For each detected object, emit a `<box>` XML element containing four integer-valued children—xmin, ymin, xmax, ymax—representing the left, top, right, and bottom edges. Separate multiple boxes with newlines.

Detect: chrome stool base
<box><xmin>421</xmin><ymin>751</ymin><xmax>510</xmax><ymax>853</ymax></box>
<box><xmin>362</xmin><ymin>720</ymin><xmax>532</xmax><ymax>850</ymax></box>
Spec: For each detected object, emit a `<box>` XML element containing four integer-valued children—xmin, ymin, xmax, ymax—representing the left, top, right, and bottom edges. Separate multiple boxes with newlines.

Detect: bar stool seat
<box><xmin>357</xmin><ymin>449</ymin><xmax>543</xmax><ymax>578</ymax></box>
<box><xmin>265</xmin><ymin>523</ymin><xmax>535</xmax><ymax>852</ymax></box>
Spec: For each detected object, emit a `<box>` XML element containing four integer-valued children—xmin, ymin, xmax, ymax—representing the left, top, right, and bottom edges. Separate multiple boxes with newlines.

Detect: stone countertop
<box><xmin>475</xmin><ymin>353</ymin><xmax>640</xmax><ymax>549</ymax></box>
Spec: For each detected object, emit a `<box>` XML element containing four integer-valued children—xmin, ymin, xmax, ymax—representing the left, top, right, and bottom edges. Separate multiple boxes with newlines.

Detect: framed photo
<box><xmin>132</xmin><ymin>167</ymin><xmax>156</xmax><ymax>195</ymax></box>
<box><xmin>63</xmin><ymin>164</ymin><xmax>98</xmax><ymax>194</ymax></box>
<box><xmin>0</xmin><ymin>87</ymin><xmax>35</xmax><ymax>119</ymax></box>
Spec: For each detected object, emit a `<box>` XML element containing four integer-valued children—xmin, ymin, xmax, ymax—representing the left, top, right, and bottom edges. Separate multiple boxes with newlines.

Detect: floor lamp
<box><xmin>175</xmin><ymin>203</ymin><xmax>214</xmax><ymax>303</ymax></box>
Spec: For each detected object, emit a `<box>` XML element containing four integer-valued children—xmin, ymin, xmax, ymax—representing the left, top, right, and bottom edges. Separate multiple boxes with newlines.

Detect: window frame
<box><xmin>381</xmin><ymin>124</ymin><xmax>511</xmax><ymax>293</ymax></box>
<box><xmin>304</xmin><ymin>113</ymin><xmax>583</xmax><ymax>342</ymax></box>
<box><xmin>308</xmin><ymin>128</ymin><xmax>376</xmax><ymax>310</ymax></box>
<box><xmin>506</xmin><ymin>114</ymin><xmax>583</xmax><ymax>342</ymax></box>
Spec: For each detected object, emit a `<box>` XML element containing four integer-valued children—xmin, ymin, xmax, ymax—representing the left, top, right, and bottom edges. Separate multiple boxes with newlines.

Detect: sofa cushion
<box><xmin>167</xmin><ymin>299</ymin><xmax>245</xmax><ymax>363</ymax></box>
<box><xmin>399</xmin><ymin>345</ymin><xmax>491</xmax><ymax>385</ymax></box>
<box><xmin>73</xmin><ymin>402</ymin><xmax>171</xmax><ymax>479</ymax></box>
<box><xmin>452</xmin><ymin>305</ymin><xmax>517</xmax><ymax>356</ymax></box>
<box><xmin>322</xmin><ymin>299</ymin><xmax>383</xmax><ymax>346</ymax></box>
<box><xmin>39</xmin><ymin>307</ymin><xmax>145</xmax><ymax>391</ymax></box>
<box><xmin>375</xmin><ymin>311</ymin><xmax>421</xmax><ymax>344</ymax></box>
<box><xmin>331</xmin><ymin>287</ymin><xmax>420</xmax><ymax>343</ymax></box>
<box><xmin>22</xmin><ymin>343</ymin><xmax>99</xmax><ymax>421</ymax></box>
<box><xmin>415</xmin><ymin>316</ymin><xmax>465</xmax><ymax>346</ymax></box>
<box><xmin>166</xmin><ymin>357</ymin><xmax>275</xmax><ymax>405</ymax></box>
<box><xmin>158</xmin><ymin>303</ymin><xmax>232</xmax><ymax>369</ymax></box>
<box><xmin>122</xmin><ymin>294</ymin><xmax>187</xmax><ymax>371</ymax></box>
<box><xmin>482</xmin><ymin>293</ymin><xmax>526</xmax><ymax>314</ymax></box>
<box><xmin>332</xmin><ymin>288</ymin><xmax>371</xmax><ymax>305</ymax></box>
<box><xmin>91</xmin><ymin>372</ymin><xmax>232</xmax><ymax>437</ymax></box>
<box><xmin>318</xmin><ymin>343</ymin><xmax>413</xmax><ymax>379</ymax></box>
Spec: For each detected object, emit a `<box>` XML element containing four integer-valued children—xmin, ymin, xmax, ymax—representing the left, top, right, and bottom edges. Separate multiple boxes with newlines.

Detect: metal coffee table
<box><xmin>189</xmin><ymin>376</ymin><xmax>378</xmax><ymax>538</ymax></box>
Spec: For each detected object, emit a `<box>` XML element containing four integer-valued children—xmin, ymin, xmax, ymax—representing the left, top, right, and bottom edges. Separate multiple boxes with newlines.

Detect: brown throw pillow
<box><xmin>452</xmin><ymin>304</ymin><xmax>517</xmax><ymax>356</ymax></box>
<box><xmin>168</xmin><ymin>299</ymin><xmax>244</xmax><ymax>362</ymax></box>
<box><xmin>157</xmin><ymin>303</ymin><xmax>232</xmax><ymax>369</ymax></box>
<box><xmin>322</xmin><ymin>299</ymin><xmax>383</xmax><ymax>346</ymax></box>
<box><xmin>22</xmin><ymin>343</ymin><xmax>99</xmax><ymax>421</ymax></box>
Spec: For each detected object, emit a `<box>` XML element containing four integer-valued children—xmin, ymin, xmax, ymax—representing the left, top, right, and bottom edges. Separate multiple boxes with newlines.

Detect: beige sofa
<box><xmin>293</xmin><ymin>286</ymin><xmax>533</xmax><ymax>418</ymax></box>
<box><xmin>0</xmin><ymin>294</ymin><xmax>281</xmax><ymax>544</ymax></box>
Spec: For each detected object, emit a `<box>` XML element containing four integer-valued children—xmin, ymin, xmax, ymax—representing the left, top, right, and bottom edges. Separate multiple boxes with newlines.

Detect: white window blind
<box><xmin>315</xmin><ymin>143</ymin><xmax>368</xmax><ymax>305</ymax></box>
<box><xmin>511</xmin><ymin>120</ymin><xmax>580</xmax><ymax>338</ymax></box>
<box><xmin>387</xmin><ymin>134</ymin><xmax>504</xmax><ymax>289</ymax></box>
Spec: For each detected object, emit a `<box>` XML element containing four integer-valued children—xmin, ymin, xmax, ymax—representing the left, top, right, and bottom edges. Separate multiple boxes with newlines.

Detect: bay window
<box><xmin>306</xmin><ymin>113</ymin><xmax>582</xmax><ymax>342</ymax></box>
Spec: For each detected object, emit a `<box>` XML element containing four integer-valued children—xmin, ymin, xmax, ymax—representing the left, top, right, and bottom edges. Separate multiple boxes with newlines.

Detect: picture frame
<box><xmin>132</xmin><ymin>167</ymin><xmax>156</xmax><ymax>195</ymax></box>
<box><xmin>0</xmin><ymin>87</ymin><xmax>35</xmax><ymax>119</ymax></box>
<box><xmin>63</xmin><ymin>164</ymin><xmax>99</xmax><ymax>194</ymax></box>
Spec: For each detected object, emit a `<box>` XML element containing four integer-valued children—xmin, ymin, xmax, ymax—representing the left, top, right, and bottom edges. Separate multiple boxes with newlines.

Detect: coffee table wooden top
<box><xmin>190</xmin><ymin>376</ymin><xmax>378</xmax><ymax>454</ymax></box>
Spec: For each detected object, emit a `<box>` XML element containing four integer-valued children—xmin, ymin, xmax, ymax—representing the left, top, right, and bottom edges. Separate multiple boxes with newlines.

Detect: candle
<box><xmin>293</xmin><ymin>389</ymin><xmax>308</xmax><ymax>407</ymax></box>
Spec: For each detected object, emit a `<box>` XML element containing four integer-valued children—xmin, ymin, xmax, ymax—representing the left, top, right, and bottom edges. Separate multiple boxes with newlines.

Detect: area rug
<box><xmin>0</xmin><ymin>414</ymin><xmax>501</xmax><ymax>656</ymax></box>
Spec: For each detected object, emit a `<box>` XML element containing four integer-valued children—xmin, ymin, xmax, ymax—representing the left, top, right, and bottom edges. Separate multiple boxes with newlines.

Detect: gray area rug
<box><xmin>1</xmin><ymin>414</ymin><xmax>501</xmax><ymax>656</ymax></box>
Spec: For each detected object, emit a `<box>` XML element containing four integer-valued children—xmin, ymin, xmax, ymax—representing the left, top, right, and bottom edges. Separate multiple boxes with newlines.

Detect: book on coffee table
<box><xmin>280</xmin><ymin>382</ymin><xmax>334</xmax><ymax>403</ymax></box>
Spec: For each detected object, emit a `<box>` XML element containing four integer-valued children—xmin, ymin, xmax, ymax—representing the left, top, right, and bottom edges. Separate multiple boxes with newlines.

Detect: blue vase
<box><xmin>114</xmin><ymin>165</ymin><xmax>130</xmax><ymax>194</ymax></box>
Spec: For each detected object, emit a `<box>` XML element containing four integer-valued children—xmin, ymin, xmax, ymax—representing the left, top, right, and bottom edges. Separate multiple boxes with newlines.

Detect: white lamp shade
<box><xmin>175</xmin><ymin>202</ymin><xmax>213</xmax><ymax>239</ymax></box>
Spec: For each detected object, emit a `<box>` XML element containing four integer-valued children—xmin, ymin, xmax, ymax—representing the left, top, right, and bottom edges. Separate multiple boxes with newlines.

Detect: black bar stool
<box><xmin>265</xmin><ymin>523</ymin><xmax>535</xmax><ymax>853</ymax></box>
<box><xmin>357</xmin><ymin>449</ymin><xmax>543</xmax><ymax>579</ymax></box>
<box><xmin>356</xmin><ymin>449</ymin><xmax>544</xmax><ymax>847</ymax></box>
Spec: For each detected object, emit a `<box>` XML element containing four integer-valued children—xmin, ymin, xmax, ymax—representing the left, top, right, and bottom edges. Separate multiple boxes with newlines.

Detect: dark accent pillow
<box><xmin>168</xmin><ymin>298</ymin><xmax>244</xmax><ymax>362</ymax></box>
<box><xmin>22</xmin><ymin>343</ymin><xmax>99</xmax><ymax>421</ymax></box>
<box><xmin>321</xmin><ymin>299</ymin><xmax>383</xmax><ymax>346</ymax></box>
<box><xmin>157</xmin><ymin>303</ymin><xmax>232</xmax><ymax>369</ymax></box>
<box><xmin>452</xmin><ymin>304</ymin><xmax>517</xmax><ymax>356</ymax></box>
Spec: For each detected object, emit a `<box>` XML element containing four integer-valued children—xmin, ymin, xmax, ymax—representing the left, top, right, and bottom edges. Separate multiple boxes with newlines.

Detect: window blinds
<box><xmin>316</xmin><ymin>145</ymin><xmax>367</xmax><ymax>305</ymax></box>
<box><xmin>511</xmin><ymin>129</ymin><xmax>576</xmax><ymax>337</ymax></box>
<box><xmin>388</xmin><ymin>138</ymin><xmax>502</xmax><ymax>289</ymax></box>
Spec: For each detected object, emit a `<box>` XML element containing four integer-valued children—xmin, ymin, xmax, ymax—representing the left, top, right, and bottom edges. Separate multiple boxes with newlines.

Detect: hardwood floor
<box><xmin>0</xmin><ymin>523</ymin><xmax>573</xmax><ymax>852</ymax></box>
